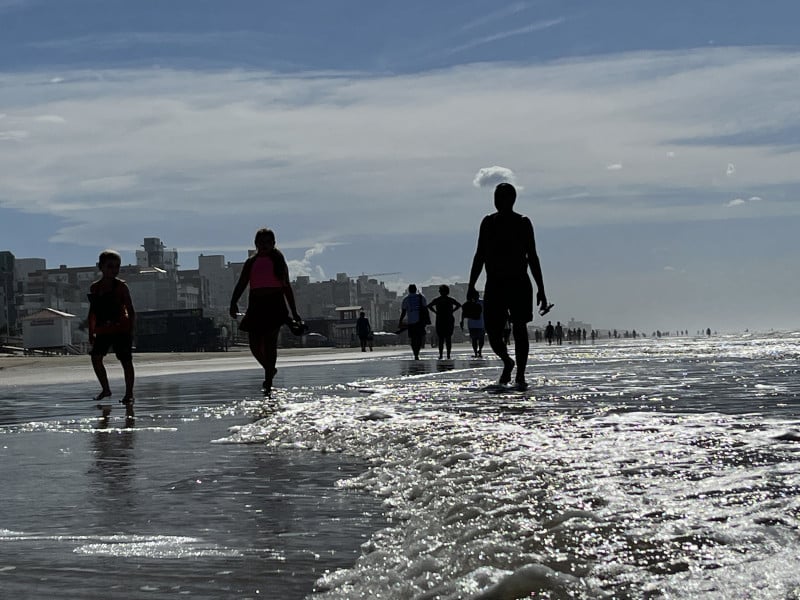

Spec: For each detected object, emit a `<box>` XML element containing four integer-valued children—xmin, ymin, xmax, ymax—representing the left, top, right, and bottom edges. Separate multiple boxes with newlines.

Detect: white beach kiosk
<box><xmin>22</xmin><ymin>308</ymin><xmax>76</xmax><ymax>354</ymax></box>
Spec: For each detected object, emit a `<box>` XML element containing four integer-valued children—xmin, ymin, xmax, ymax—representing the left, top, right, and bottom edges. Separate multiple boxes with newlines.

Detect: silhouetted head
<box><xmin>408</xmin><ymin>284</ymin><xmax>417</xmax><ymax>294</ymax></box>
<box><xmin>97</xmin><ymin>249</ymin><xmax>122</xmax><ymax>269</ymax></box>
<box><xmin>439</xmin><ymin>284</ymin><xmax>450</xmax><ymax>296</ymax></box>
<box><xmin>359</xmin><ymin>311</ymin><xmax>365</xmax><ymax>317</ymax></box>
<box><xmin>97</xmin><ymin>249</ymin><xmax>122</xmax><ymax>279</ymax></box>
<box><xmin>494</xmin><ymin>183</ymin><xmax>516</xmax><ymax>212</ymax></box>
<box><xmin>254</xmin><ymin>228</ymin><xmax>276</xmax><ymax>252</ymax></box>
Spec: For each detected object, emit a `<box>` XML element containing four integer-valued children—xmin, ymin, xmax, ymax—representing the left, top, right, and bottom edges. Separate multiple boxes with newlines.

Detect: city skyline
<box><xmin>0</xmin><ymin>240</ymin><xmax>746</xmax><ymax>337</ymax></box>
<box><xmin>2</xmin><ymin>2</ymin><xmax>799</xmax><ymax>333</ymax></box>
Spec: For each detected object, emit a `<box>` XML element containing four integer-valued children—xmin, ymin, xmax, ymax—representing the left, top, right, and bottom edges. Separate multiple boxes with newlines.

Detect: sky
<box><xmin>1</xmin><ymin>0</ymin><xmax>799</xmax><ymax>333</ymax></box>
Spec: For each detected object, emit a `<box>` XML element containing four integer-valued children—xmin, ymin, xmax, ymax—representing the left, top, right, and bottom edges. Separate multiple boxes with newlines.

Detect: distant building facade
<box><xmin>5</xmin><ymin>238</ymin><xmax>530</xmax><ymax>349</ymax></box>
<box><xmin>198</xmin><ymin>254</ymin><xmax>236</xmax><ymax>318</ymax></box>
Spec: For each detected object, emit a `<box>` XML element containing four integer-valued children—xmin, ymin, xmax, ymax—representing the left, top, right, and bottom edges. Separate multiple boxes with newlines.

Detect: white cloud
<box><xmin>286</xmin><ymin>243</ymin><xmax>330</xmax><ymax>280</ymax></box>
<box><xmin>726</xmin><ymin>163</ymin><xmax>736</xmax><ymax>176</ymax></box>
<box><xmin>726</xmin><ymin>195</ymin><xmax>764</xmax><ymax>208</ymax></box>
<box><xmin>606</xmin><ymin>163</ymin><xmax>623</xmax><ymax>171</ymax></box>
<box><xmin>460</xmin><ymin>2</ymin><xmax>534</xmax><ymax>32</ymax></box>
<box><xmin>663</xmin><ymin>266</ymin><xmax>675</xmax><ymax>271</ymax></box>
<box><xmin>2</xmin><ymin>46</ymin><xmax>800</xmax><ymax>255</ymax></box>
<box><xmin>27</xmin><ymin>31</ymin><xmax>269</xmax><ymax>52</ymax></box>
<box><xmin>472</xmin><ymin>166</ymin><xmax>518</xmax><ymax>189</ymax></box>
<box><xmin>0</xmin><ymin>130</ymin><xmax>29</xmax><ymax>141</ymax></box>
<box><xmin>79</xmin><ymin>175</ymin><xmax>138</xmax><ymax>193</ymax></box>
<box><xmin>448</xmin><ymin>18</ymin><xmax>565</xmax><ymax>54</ymax></box>
<box><xmin>35</xmin><ymin>115</ymin><xmax>66</xmax><ymax>123</ymax></box>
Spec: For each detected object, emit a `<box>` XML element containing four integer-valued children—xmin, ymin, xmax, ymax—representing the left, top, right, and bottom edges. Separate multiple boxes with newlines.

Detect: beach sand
<box><xmin>0</xmin><ymin>345</ymin><xmax>397</xmax><ymax>387</ymax></box>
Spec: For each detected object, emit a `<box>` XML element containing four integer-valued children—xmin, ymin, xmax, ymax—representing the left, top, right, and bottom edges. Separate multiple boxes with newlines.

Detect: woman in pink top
<box><xmin>230</xmin><ymin>228</ymin><xmax>302</xmax><ymax>395</ymax></box>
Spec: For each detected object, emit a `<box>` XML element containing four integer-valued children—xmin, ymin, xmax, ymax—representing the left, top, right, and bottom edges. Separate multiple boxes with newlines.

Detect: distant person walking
<box><xmin>229</xmin><ymin>228</ymin><xmax>303</xmax><ymax>396</ymax></box>
<box><xmin>467</xmin><ymin>183</ymin><xmax>550</xmax><ymax>389</ymax></box>
<box><xmin>545</xmin><ymin>321</ymin><xmax>554</xmax><ymax>345</ymax></box>
<box><xmin>398</xmin><ymin>284</ymin><xmax>428</xmax><ymax>360</ymax></box>
<box><xmin>460</xmin><ymin>290</ymin><xmax>485</xmax><ymax>357</ymax></box>
<box><xmin>88</xmin><ymin>249</ymin><xmax>136</xmax><ymax>419</ymax></box>
<box><xmin>356</xmin><ymin>311</ymin><xmax>373</xmax><ymax>352</ymax></box>
<box><xmin>555</xmin><ymin>321</ymin><xmax>563</xmax><ymax>345</ymax></box>
<box><xmin>427</xmin><ymin>284</ymin><xmax>462</xmax><ymax>359</ymax></box>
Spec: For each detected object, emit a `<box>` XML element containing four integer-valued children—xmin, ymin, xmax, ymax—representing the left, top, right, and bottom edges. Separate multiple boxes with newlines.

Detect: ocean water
<box><xmin>2</xmin><ymin>333</ymin><xmax>800</xmax><ymax>599</ymax></box>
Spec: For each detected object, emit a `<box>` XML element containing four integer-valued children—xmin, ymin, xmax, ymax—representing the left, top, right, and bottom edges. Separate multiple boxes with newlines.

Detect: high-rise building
<box><xmin>0</xmin><ymin>251</ymin><xmax>17</xmax><ymax>333</ymax></box>
<box><xmin>136</xmin><ymin>237</ymin><xmax>178</xmax><ymax>273</ymax></box>
<box><xmin>198</xmin><ymin>254</ymin><xmax>235</xmax><ymax>317</ymax></box>
<box><xmin>14</xmin><ymin>258</ymin><xmax>46</xmax><ymax>284</ymax></box>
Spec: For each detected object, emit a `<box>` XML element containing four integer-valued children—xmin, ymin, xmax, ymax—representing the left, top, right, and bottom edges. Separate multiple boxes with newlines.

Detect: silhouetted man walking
<box><xmin>467</xmin><ymin>183</ymin><xmax>550</xmax><ymax>389</ymax></box>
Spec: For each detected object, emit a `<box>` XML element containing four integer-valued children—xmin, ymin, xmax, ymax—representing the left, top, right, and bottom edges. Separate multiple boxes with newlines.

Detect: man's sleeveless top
<box><xmin>481</xmin><ymin>212</ymin><xmax>532</xmax><ymax>280</ymax></box>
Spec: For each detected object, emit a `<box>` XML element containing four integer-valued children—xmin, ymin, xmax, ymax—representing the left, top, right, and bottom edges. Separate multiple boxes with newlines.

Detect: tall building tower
<box><xmin>142</xmin><ymin>237</ymin><xmax>165</xmax><ymax>268</ymax></box>
<box><xmin>136</xmin><ymin>237</ymin><xmax>179</xmax><ymax>273</ymax></box>
<box><xmin>0</xmin><ymin>251</ymin><xmax>17</xmax><ymax>333</ymax></box>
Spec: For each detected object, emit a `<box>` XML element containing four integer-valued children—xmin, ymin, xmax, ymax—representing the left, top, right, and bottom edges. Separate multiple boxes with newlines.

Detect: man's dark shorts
<box><xmin>91</xmin><ymin>333</ymin><xmax>133</xmax><ymax>362</ymax></box>
<box><xmin>483</xmin><ymin>277</ymin><xmax>533</xmax><ymax>332</ymax></box>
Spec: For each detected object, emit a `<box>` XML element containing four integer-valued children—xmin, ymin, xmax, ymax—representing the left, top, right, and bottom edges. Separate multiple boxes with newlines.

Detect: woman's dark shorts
<box><xmin>243</xmin><ymin>289</ymin><xmax>289</xmax><ymax>334</ymax></box>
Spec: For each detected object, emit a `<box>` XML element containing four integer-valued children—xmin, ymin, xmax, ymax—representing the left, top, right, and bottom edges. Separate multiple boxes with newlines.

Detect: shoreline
<box><xmin>0</xmin><ymin>345</ymin><xmax>406</xmax><ymax>387</ymax></box>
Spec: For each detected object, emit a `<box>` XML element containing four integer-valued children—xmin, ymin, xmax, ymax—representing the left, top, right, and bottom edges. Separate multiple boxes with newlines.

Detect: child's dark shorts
<box><xmin>91</xmin><ymin>333</ymin><xmax>133</xmax><ymax>362</ymax></box>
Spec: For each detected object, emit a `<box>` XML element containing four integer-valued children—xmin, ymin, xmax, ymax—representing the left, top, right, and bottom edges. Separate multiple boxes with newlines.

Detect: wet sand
<box><xmin>0</xmin><ymin>345</ymin><xmax>403</xmax><ymax>387</ymax></box>
<box><xmin>0</xmin><ymin>351</ymin><xmax>390</xmax><ymax>598</ymax></box>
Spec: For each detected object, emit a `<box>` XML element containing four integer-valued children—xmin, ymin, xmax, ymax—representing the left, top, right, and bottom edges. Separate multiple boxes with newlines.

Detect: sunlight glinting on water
<box><xmin>216</xmin><ymin>335</ymin><xmax>800</xmax><ymax>599</ymax></box>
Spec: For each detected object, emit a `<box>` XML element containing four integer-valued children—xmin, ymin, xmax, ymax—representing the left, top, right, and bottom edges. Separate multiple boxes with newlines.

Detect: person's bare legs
<box><xmin>445</xmin><ymin>336</ymin><xmax>452</xmax><ymax>359</ymax></box>
<box><xmin>248</xmin><ymin>332</ymin><xmax>268</xmax><ymax>369</ymax></box>
<box><xmin>92</xmin><ymin>355</ymin><xmax>112</xmax><ymax>401</ymax></box>
<box><xmin>120</xmin><ymin>360</ymin><xmax>135</xmax><ymax>397</ymax></box>
<box><xmin>249</xmin><ymin>332</ymin><xmax>268</xmax><ymax>391</ymax></box>
<box><xmin>410</xmin><ymin>327</ymin><xmax>422</xmax><ymax>360</ymax></box>
<box><xmin>512</xmin><ymin>322</ymin><xmax>529</xmax><ymax>388</ymax></box>
<box><xmin>487</xmin><ymin>329</ymin><xmax>514</xmax><ymax>384</ymax></box>
<box><xmin>264</xmin><ymin>328</ymin><xmax>280</xmax><ymax>392</ymax></box>
<box><xmin>121</xmin><ymin>359</ymin><xmax>135</xmax><ymax>416</ymax></box>
<box><xmin>250</xmin><ymin>329</ymin><xmax>280</xmax><ymax>394</ymax></box>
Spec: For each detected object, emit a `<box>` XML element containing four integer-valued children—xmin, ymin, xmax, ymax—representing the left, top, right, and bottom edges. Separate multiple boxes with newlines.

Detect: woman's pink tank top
<box><xmin>249</xmin><ymin>256</ymin><xmax>283</xmax><ymax>289</ymax></box>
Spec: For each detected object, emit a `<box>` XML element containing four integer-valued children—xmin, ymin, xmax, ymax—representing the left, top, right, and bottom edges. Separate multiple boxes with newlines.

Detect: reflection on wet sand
<box><xmin>88</xmin><ymin>423</ymin><xmax>138</xmax><ymax>523</ymax></box>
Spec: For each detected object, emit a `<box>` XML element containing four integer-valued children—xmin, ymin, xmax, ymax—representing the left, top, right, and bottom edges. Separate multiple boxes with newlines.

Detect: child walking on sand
<box><xmin>88</xmin><ymin>250</ymin><xmax>136</xmax><ymax>418</ymax></box>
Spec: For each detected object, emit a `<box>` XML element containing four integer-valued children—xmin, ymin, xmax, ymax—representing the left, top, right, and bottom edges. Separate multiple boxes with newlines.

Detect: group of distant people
<box><xmin>398</xmin><ymin>283</ymin><xmax>462</xmax><ymax>361</ymax></box>
<box><xmin>86</xmin><ymin>182</ymin><xmax>550</xmax><ymax>412</ymax></box>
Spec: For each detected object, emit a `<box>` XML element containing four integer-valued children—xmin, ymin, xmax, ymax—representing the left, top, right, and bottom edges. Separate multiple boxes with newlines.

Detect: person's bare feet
<box><xmin>93</xmin><ymin>389</ymin><xmax>112</xmax><ymax>402</ymax></box>
<box><xmin>499</xmin><ymin>358</ymin><xmax>515</xmax><ymax>385</ymax></box>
